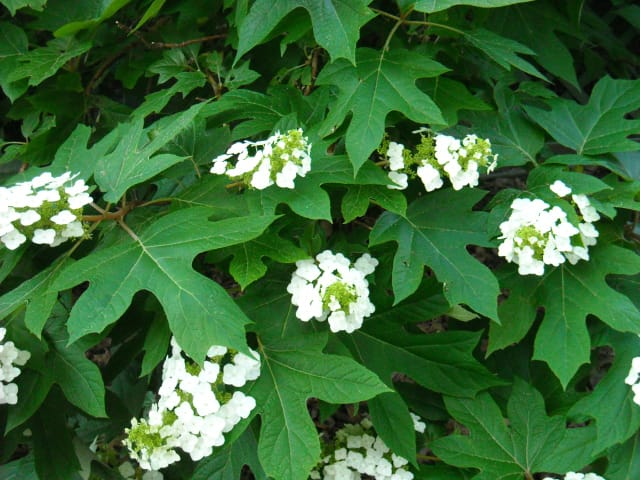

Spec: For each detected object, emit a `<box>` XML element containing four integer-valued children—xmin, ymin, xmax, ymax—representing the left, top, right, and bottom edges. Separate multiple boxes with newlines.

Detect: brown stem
<box><xmin>117</xmin><ymin>218</ymin><xmax>140</xmax><ymax>242</ymax></box>
<box><xmin>225</xmin><ymin>181</ymin><xmax>245</xmax><ymax>190</ymax></box>
<box><xmin>416</xmin><ymin>453</ymin><xmax>441</xmax><ymax>462</ymax></box>
<box><xmin>149</xmin><ymin>34</ymin><xmax>227</xmax><ymax>49</ymax></box>
<box><xmin>303</xmin><ymin>48</ymin><xmax>320</xmax><ymax>96</ymax></box>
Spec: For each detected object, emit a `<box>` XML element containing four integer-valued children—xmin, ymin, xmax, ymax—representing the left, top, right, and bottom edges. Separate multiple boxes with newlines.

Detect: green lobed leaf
<box><xmin>486</xmin><ymin>1</ymin><xmax>579</xmax><ymax>87</ymax></box>
<box><xmin>343</xmin><ymin>319</ymin><xmax>504</xmax><ymax>398</ymax></box>
<box><xmin>462</xmin><ymin>28</ymin><xmax>547</xmax><ymax>80</ymax></box>
<box><xmin>132</xmin><ymin>71</ymin><xmax>207</xmax><ymax>117</ymax></box>
<box><xmin>0</xmin><ymin>454</ymin><xmax>38</xmax><ymax>479</ymax></box>
<box><xmin>52</xmin><ymin>208</ymin><xmax>277</xmax><ymax>362</ymax></box>
<box><xmin>31</xmin><ymin>392</ymin><xmax>82</xmax><ymax>480</ymax></box>
<box><xmin>224</xmin><ymin>223</ymin><xmax>308</xmax><ymax>289</ymax></box>
<box><xmin>432</xmin><ymin>379</ymin><xmax>597</xmax><ymax>479</ymax></box>
<box><xmin>0</xmin><ymin>22</ymin><xmax>29</xmax><ymax>102</ymax></box>
<box><xmin>367</xmin><ymin>392</ymin><xmax>417</xmax><ymax>467</ymax></box>
<box><xmin>317</xmin><ymin>48</ymin><xmax>447</xmax><ymax>172</ymax></box>
<box><xmin>413</xmin><ymin>0</ymin><xmax>533</xmax><ymax>13</ymax></box>
<box><xmin>0</xmin><ymin>261</ymin><xmax>69</xmax><ymax>338</ymax></box>
<box><xmin>525</xmin><ymin>76</ymin><xmax>640</xmax><ymax>155</ymax></box>
<box><xmin>5</xmin><ymin>370</ymin><xmax>53</xmax><ymax>433</ymax></box>
<box><xmin>191</xmin><ymin>427</ymin><xmax>267</xmax><ymax>480</ymax></box>
<box><xmin>238</xmin><ymin>280</ymin><xmax>389</xmax><ymax>480</ymax></box>
<box><xmin>341</xmin><ymin>184</ymin><xmax>407</xmax><ymax>223</ymax></box>
<box><xmin>606</xmin><ymin>432</ymin><xmax>640</xmax><ymax>480</ymax></box>
<box><xmin>568</xmin><ymin>330</ymin><xmax>640</xmax><ymax>453</ymax></box>
<box><xmin>45</xmin><ymin>317</ymin><xmax>107</xmax><ymax>417</ymax></box>
<box><xmin>369</xmin><ymin>188</ymin><xmax>500</xmax><ymax>320</ymax></box>
<box><xmin>94</xmin><ymin>102</ymin><xmax>208</xmax><ymax>202</ymax></box>
<box><xmin>421</xmin><ymin>77</ymin><xmax>492</xmax><ymax>127</ymax></box>
<box><xmin>489</xmin><ymin>245</ymin><xmax>640</xmax><ymax>388</ymax></box>
<box><xmin>0</xmin><ymin>0</ymin><xmax>45</xmax><ymax>15</ymax></box>
<box><xmin>236</xmin><ymin>0</ymin><xmax>374</xmax><ymax>63</ymax></box>
<box><xmin>8</xmin><ymin>37</ymin><xmax>92</xmax><ymax>87</ymax></box>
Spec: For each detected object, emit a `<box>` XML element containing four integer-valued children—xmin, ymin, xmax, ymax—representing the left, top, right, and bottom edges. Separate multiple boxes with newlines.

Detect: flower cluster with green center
<box><xmin>625</xmin><ymin>356</ymin><xmax>640</xmax><ymax>406</ymax></box>
<box><xmin>124</xmin><ymin>337</ymin><xmax>260</xmax><ymax>471</ymax></box>
<box><xmin>379</xmin><ymin>131</ymin><xmax>497</xmax><ymax>192</ymax></box>
<box><xmin>287</xmin><ymin>250</ymin><xmax>378</xmax><ymax>333</ymax></box>
<box><xmin>497</xmin><ymin>180</ymin><xmax>600</xmax><ymax>275</ymax></box>
<box><xmin>210</xmin><ymin>128</ymin><xmax>312</xmax><ymax>189</ymax></box>
<box><xmin>0</xmin><ymin>171</ymin><xmax>92</xmax><ymax>250</ymax></box>
<box><xmin>310</xmin><ymin>414</ymin><xmax>425</xmax><ymax>480</ymax></box>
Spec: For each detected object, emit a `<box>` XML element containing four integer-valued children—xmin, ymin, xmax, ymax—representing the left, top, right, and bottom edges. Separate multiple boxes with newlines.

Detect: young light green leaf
<box><xmin>369</xmin><ymin>189</ymin><xmax>499</xmax><ymax>320</ymax></box>
<box><xmin>413</xmin><ymin>0</ymin><xmax>533</xmax><ymax>13</ymax></box>
<box><xmin>317</xmin><ymin>48</ymin><xmax>447</xmax><ymax>172</ymax></box>
<box><xmin>432</xmin><ymin>379</ymin><xmax>596</xmax><ymax>479</ymax></box>
<box><xmin>525</xmin><ymin>76</ymin><xmax>640</xmax><ymax>155</ymax></box>
<box><xmin>53</xmin><ymin>208</ymin><xmax>277</xmax><ymax>362</ymax></box>
<box><xmin>239</xmin><ymin>282</ymin><xmax>389</xmax><ymax>480</ymax></box>
<box><xmin>236</xmin><ymin>0</ymin><xmax>374</xmax><ymax>63</ymax></box>
<box><xmin>489</xmin><ymin>245</ymin><xmax>640</xmax><ymax>388</ymax></box>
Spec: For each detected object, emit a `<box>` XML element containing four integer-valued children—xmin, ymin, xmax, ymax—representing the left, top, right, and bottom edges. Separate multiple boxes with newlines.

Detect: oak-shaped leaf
<box><xmin>341</xmin><ymin>316</ymin><xmax>504</xmax><ymax>463</ymax></box>
<box><xmin>191</xmin><ymin>427</ymin><xmax>267</xmax><ymax>480</ymax></box>
<box><xmin>369</xmin><ymin>188</ymin><xmax>500</xmax><ymax>320</ymax></box>
<box><xmin>525</xmin><ymin>76</ymin><xmax>640</xmax><ymax>155</ymax></box>
<box><xmin>432</xmin><ymin>379</ymin><xmax>598</xmax><ymax>479</ymax></box>
<box><xmin>413</xmin><ymin>0</ymin><xmax>533</xmax><ymax>13</ymax></box>
<box><xmin>52</xmin><ymin>207</ymin><xmax>277</xmax><ymax>361</ymax></box>
<box><xmin>489</xmin><ymin>245</ymin><xmax>640</xmax><ymax>388</ymax></box>
<box><xmin>236</xmin><ymin>0</ymin><xmax>374</xmax><ymax>63</ymax></box>
<box><xmin>238</xmin><ymin>280</ymin><xmax>389</xmax><ymax>480</ymax></box>
<box><xmin>317</xmin><ymin>48</ymin><xmax>447</xmax><ymax>172</ymax></box>
<box><xmin>568</xmin><ymin>330</ymin><xmax>640</xmax><ymax>453</ymax></box>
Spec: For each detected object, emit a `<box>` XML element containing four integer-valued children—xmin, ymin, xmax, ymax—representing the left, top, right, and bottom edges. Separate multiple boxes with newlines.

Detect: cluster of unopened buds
<box><xmin>210</xmin><ymin>128</ymin><xmax>312</xmax><ymax>189</ymax></box>
<box><xmin>124</xmin><ymin>338</ymin><xmax>261</xmax><ymax>471</ymax></box>
<box><xmin>624</xmin><ymin>356</ymin><xmax>640</xmax><ymax>406</ymax></box>
<box><xmin>497</xmin><ymin>180</ymin><xmax>600</xmax><ymax>275</ymax></box>
<box><xmin>310</xmin><ymin>414</ymin><xmax>425</xmax><ymax>480</ymax></box>
<box><xmin>0</xmin><ymin>327</ymin><xmax>31</xmax><ymax>405</ymax></box>
<box><xmin>543</xmin><ymin>472</ymin><xmax>606</xmax><ymax>480</ymax></box>
<box><xmin>287</xmin><ymin>250</ymin><xmax>378</xmax><ymax>333</ymax></box>
<box><xmin>0</xmin><ymin>171</ymin><xmax>92</xmax><ymax>250</ymax></box>
<box><xmin>380</xmin><ymin>131</ymin><xmax>497</xmax><ymax>192</ymax></box>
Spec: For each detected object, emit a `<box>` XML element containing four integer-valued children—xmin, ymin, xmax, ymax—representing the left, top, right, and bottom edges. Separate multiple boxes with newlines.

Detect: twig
<box><xmin>149</xmin><ymin>34</ymin><xmax>226</xmax><ymax>49</ymax></box>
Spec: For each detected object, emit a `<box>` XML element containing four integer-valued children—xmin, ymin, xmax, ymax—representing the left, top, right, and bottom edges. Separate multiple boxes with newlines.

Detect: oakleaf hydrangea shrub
<box><xmin>0</xmin><ymin>1</ymin><xmax>639</xmax><ymax>479</ymax></box>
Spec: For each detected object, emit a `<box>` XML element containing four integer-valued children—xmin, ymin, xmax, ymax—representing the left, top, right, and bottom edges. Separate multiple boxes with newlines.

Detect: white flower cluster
<box><xmin>310</xmin><ymin>416</ymin><xmax>421</xmax><ymax>480</ymax></box>
<box><xmin>0</xmin><ymin>171</ymin><xmax>92</xmax><ymax>250</ymax></box>
<box><xmin>210</xmin><ymin>128</ymin><xmax>311</xmax><ymax>189</ymax></box>
<box><xmin>542</xmin><ymin>472</ymin><xmax>606</xmax><ymax>480</ymax></box>
<box><xmin>497</xmin><ymin>180</ymin><xmax>600</xmax><ymax>276</ymax></box>
<box><xmin>124</xmin><ymin>338</ymin><xmax>260</xmax><ymax>471</ymax></box>
<box><xmin>624</xmin><ymin>356</ymin><xmax>640</xmax><ymax>406</ymax></box>
<box><xmin>118</xmin><ymin>461</ymin><xmax>163</xmax><ymax>480</ymax></box>
<box><xmin>383</xmin><ymin>133</ymin><xmax>497</xmax><ymax>192</ymax></box>
<box><xmin>287</xmin><ymin>250</ymin><xmax>378</xmax><ymax>333</ymax></box>
<box><xmin>0</xmin><ymin>327</ymin><xmax>31</xmax><ymax>405</ymax></box>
